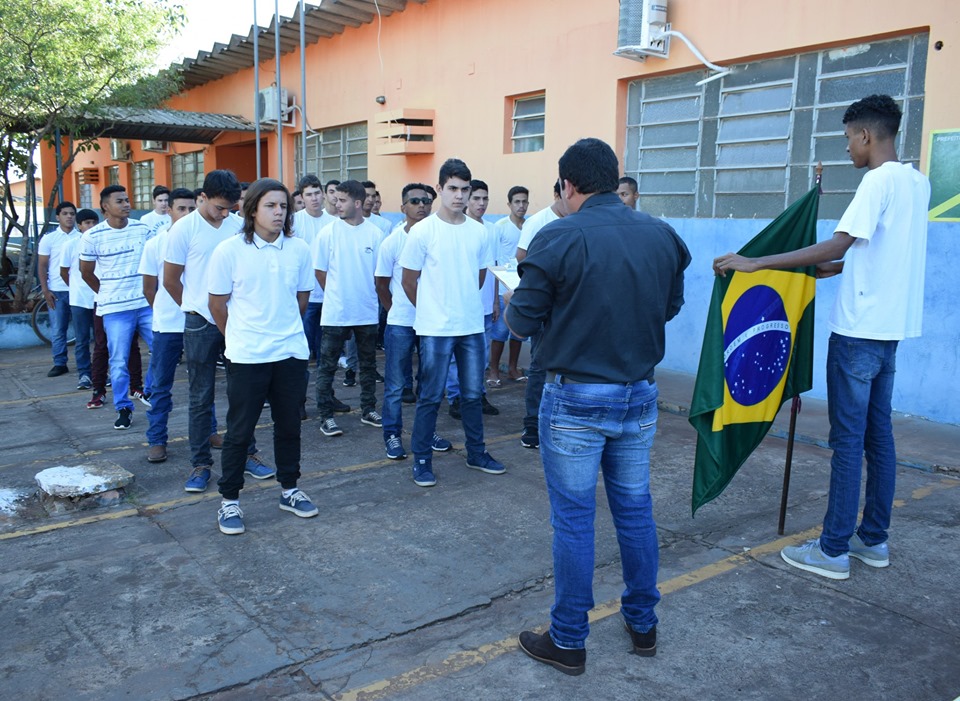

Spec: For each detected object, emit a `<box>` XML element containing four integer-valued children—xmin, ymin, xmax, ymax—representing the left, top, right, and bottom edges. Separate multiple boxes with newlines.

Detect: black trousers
<box><xmin>316</xmin><ymin>324</ymin><xmax>378</xmax><ymax>419</ymax></box>
<box><xmin>218</xmin><ymin>357</ymin><xmax>307</xmax><ymax>500</ymax></box>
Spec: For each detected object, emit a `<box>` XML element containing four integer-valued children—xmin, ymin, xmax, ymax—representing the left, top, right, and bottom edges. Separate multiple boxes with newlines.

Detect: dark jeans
<box><xmin>316</xmin><ymin>324</ymin><xmax>378</xmax><ymax>419</ymax></box>
<box><xmin>92</xmin><ymin>310</ymin><xmax>142</xmax><ymax>392</ymax></box>
<box><xmin>50</xmin><ymin>290</ymin><xmax>72</xmax><ymax>367</ymax></box>
<box><xmin>218</xmin><ymin>357</ymin><xmax>307</xmax><ymax>500</ymax></box>
<box><xmin>303</xmin><ymin>302</ymin><xmax>324</xmax><ymax>365</ymax></box>
<box><xmin>523</xmin><ymin>328</ymin><xmax>546</xmax><ymax>432</ymax></box>
<box><xmin>71</xmin><ymin>305</ymin><xmax>94</xmax><ymax>380</ymax></box>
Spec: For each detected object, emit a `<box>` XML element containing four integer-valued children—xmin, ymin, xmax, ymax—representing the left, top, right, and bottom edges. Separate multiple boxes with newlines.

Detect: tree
<box><xmin>0</xmin><ymin>0</ymin><xmax>183</xmax><ymax>310</ymax></box>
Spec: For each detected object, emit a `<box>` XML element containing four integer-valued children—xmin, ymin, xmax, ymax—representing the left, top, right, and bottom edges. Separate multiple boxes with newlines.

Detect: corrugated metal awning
<box><xmin>172</xmin><ymin>0</ymin><xmax>424</xmax><ymax>91</ymax></box>
<box><xmin>73</xmin><ymin>107</ymin><xmax>257</xmax><ymax>144</ymax></box>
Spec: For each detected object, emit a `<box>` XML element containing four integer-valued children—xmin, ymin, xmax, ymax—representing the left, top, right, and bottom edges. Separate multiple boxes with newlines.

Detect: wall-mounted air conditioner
<box><xmin>141</xmin><ymin>140</ymin><xmax>168</xmax><ymax>152</ymax></box>
<box><xmin>110</xmin><ymin>139</ymin><xmax>132</xmax><ymax>161</ymax></box>
<box><xmin>258</xmin><ymin>86</ymin><xmax>294</xmax><ymax>125</ymax></box>
<box><xmin>615</xmin><ymin>0</ymin><xmax>670</xmax><ymax>61</ymax></box>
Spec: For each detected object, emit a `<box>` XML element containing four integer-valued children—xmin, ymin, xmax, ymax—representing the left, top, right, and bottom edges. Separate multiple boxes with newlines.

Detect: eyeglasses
<box><xmin>404</xmin><ymin>197</ymin><xmax>432</xmax><ymax>205</ymax></box>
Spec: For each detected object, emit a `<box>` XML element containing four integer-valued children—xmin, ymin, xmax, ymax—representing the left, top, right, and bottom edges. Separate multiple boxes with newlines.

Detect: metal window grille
<box><xmin>171</xmin><ymin>151</ymin><xmax>204</xmax><ymax>191</ymax></box>
<box><xmin>132</xmin><ymin>160</ymin><xmax>155</xmax><ymax>210</ymax></box>
<box><xmin>512</xmin><ymin>95</ymin><xmax>546</xmax><ymax>153</ymax></box>
<box><xmin>295</xmin><ymin>122</ymin><xmax>368</xmax><ymax>184</ymax></box>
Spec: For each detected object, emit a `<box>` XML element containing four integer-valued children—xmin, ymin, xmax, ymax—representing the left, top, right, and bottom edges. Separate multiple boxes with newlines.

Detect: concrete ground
<box><xmin>0</xmin><ymin>343</ymin><xmax>958</xmax><ymax>701</ymax></box>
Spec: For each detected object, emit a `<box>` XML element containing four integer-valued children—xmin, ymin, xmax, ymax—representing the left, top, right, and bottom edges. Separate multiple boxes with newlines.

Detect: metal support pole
<box><xmin>253</xmin><ymin>0</ymin><xmax>261</xmax><ymax>179</ymax></box>
<box><xmin>54</xmin><ymin>128</ymin><xmax>64</xmax><ymax>202</ymax></box>
<box><xmin>300</xmin><ymin>0</ymin><xmax>307</xmax><ymax>181</ymax></box>
<box><xmin>777</xmin><ymin>396</ymin><xmax>801</xmax><ymax>536</ymax></box>
<box><xmin>275</xmin><ymin>0</ymin><xmax>282</xmax><ymax>180</ymax></box>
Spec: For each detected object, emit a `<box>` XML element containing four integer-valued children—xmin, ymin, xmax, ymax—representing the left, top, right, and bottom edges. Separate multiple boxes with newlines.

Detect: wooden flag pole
<box><xmin>778</xmin><ymin>162</ymin><xmax>823</xmax><ymax>536</ymax></box>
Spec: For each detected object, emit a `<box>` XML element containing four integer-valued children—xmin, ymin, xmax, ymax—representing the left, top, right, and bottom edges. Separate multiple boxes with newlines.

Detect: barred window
<box><xmin>511</xmin><ymin>94</ymin><xmax>546</xmax><ymax>153</ymax></box>
<box><xmin>624</xmin><ymin>34</ymin><xmax>927</xmax><ymax>219</ymax></box>
<box><xmin>107</xmin><ymin>165</ymin><xmax>120</xmax><ymax>186</ymax></box>
<box><xmin>132</xmin><ymin>160</ymin><xmax>155</xmax><ymax>210</ymax></box>
<box><xmin>171</xmin><ymin>151</ymin><xmax>204</xmax><ymax>191</ymax></box>
<box><xmin>296</xmin><ymin>122</ymin><xmax>367</xmax><ymax>184</ymax></box>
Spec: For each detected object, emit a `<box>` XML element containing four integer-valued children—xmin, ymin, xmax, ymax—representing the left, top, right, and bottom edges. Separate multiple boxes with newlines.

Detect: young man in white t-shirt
<box><xmin>616</xmin><ymin>176</ymin><xmax>640</xmax><ymax>210</ymax></box>
<box><xmin>139</xmin><ymin>188</ymin><xmax>199</xmax><ymax>464</ymax></box>
<box><xmin>445</xmin><ymin>180</ymin><xmax>499</xmax><ymax>420</ymax></box>
<box><xmin>79</xmin><ymin>186</ymin><xmax>153</xmax><ymax>430</ymax></box>
<box><xmin>361</xmin><ymin>180</ymin><xmax>394</xmax><ymax>237</ymax></box>
<box><xmin>313</xmin><ymin>180</ymin><xmax>383</xmax><ymax>436</ymax></box>
<box><xmin>58</xmin><ymin>209</ymin><xmax>100</xmax><ymax>390</ymax></box>
<box><xmin>208</xmin><ymin>178</ymin><xmax>318</xmax><ymax>535</ymax></box>
<box><xmin>489</xmin><ymin>185</ymin><xmax>529</xmax><ymax>384</ymax></box>
<box><xmin>38</xmin><ymin>201</ymin><xmax>79</xmax><ymax>378</ymax></box>
<box><xmin>515</xmin><ymin>181</ymin><xmax>567</xmax><ymax>449</ymax></box>
<box><xmin>399</xmin><ymin>158</ymin><xmax>506</xmax><ymax>487</ymax></box>
<box><xmin>140</xmin><ymin>186</ymin><xmax>171</xmax><ymax>232</ymax></box>
<box><xmin>714</xmin><ymin>94</ymin><xmax>931</xmax><ymax>581</ymax></box>
<box><xmin>375</xmin><ymin>183</ymin><xmax>452</xmax><ymax>460</ymax></box>
<box><xmin>165</xmin><ymin>170</ymin><xmax>274</xmax><ymax>493</ymax></box>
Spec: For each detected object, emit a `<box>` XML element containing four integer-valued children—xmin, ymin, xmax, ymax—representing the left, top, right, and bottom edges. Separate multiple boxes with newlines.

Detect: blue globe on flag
<box><xmin>722</xmin><ymin>285</ymin><xmax>791</xmax><ymax>406</ymax></box>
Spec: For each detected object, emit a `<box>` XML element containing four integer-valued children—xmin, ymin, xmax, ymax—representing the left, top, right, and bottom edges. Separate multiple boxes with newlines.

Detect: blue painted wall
<box><xmin>662</xmin><ymin>219</ymin><xmax>960</xmax><ymax>426</ymax></box>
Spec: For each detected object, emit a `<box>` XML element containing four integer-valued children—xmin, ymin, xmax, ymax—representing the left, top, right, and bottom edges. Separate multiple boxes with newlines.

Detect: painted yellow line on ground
<box><xmin>330</xmin><ymin>479</ymin><xmax>959</xmax><ymax>701</ymax></box>
<box><xmin>0</xmin><ymin>431</ymin><xmax>523</xmax><ymax>539</ymax></box>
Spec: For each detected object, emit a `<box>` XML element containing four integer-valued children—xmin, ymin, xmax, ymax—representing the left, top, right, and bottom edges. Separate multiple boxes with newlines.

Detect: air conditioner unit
<box><xmin>614</xmin><ymin>0</ymin><xmax>670</xmax><ymax>61</ymax></box>
<box><xmin>141</xmin><ymin>139</ymin><xmax>168</xmax><ymax>152</ymax></box>
<box><xmin>258</xmin><ymin>86</ymin><xmax>293</xmax><ymax>125</ymax></box>
<box><xmin>109</xmin><ymin>139</ymin><xmax>132</xmax><ymax>161</ymax></box>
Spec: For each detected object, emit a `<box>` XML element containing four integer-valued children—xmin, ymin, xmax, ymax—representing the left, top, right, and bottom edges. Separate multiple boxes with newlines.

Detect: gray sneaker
<box><xmin>780</xmin><ymin>539</ymin><xmax>849</xmax><ymax>580</ymax></box>
<box><xmin>848</xmin><ymin>532</ymin><xmax>889</xmax><ymax>568</ymax></box>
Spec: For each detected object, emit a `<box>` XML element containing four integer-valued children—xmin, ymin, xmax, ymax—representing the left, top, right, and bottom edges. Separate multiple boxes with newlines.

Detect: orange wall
<box><xmin>44</xmin><ymin>0</ymin><xmax>960</xmax><ymax>214</ymax></box>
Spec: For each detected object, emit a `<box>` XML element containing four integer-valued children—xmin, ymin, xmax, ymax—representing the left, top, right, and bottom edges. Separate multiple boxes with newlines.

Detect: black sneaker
<box><xmin>401</xmin><ymin>387</ymin><xmax>417</xmax><ymax>404</ymax></box>
<box><xmin>518</xmin><ymin>631</ymin><xmax>585</xmax><ymax>676</ymax></box>
<box><xmin>448</xmin><ymin>396</ymin><xmax>461</xmax><ymax>420</ymax></box>
<box><xmin>113</xmin><ymin>407</ymin><xmax>133</xmax><ymax>430</ymax></box>
<box><xmin>47</xmin><ymin>365</ymin><xmax>68</xmax><ymax>378</ymax></box>
<box><xmin>375</xmin><ymin>371</ymin><xmax>385</xmax><ymax>383</ymax></box>
<box><xmin>481</xmin><ymin>395</ymin><xmax>499</xmax><ymax>415</ymax></box>
<box><xmin>521</xmin><ymin>428</ymin><xmax>540</xmax><ymax>449</ymax></box>
<box><xmin>330</xmin><ymin>396</ymin><xmax>351</xmax><ymax>413</ymax></box>
<box><xmin>342</xmin><ymin>369</ymin><xmax>357</xmax><ymax>387</ymax></box>
<box><xmin>624</xmin><ymin>622</ymin><xmax>657</xmax><ymax>657</ymax></box>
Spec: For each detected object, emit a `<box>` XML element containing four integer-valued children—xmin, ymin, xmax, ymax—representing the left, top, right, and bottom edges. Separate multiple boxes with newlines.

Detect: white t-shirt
<box><xmin>208</xmin><ymin>234</ymin><xmax>313</xmax><ymax>364</ymax></box>
<box><xmin>830</xmin><ymin>161</ymin><xmax>930</xmax><ymax>341</ymax></box>
<box><xmin>313</xmin><ymin>219</ymin><xmax>381</xmax><ymax>327</ymax></box>
<box><xmin>494</xmin><ymin>216</ymin><xmax>523</xmax><ymax>266</ymax></box>
<box><xmin>291</xmin><ymin>209</ymin><xmax>327</xmax><ymax>303</ymax></box>
<box><xmin>398</xmin><ymin>214</ymin><xmax>490</xmax><ymax>337</ymax></box>
<box><xmin>164</xmin><ymin>209</ymin><xmax>242</xmax><ymax>324</ymax></box>
<box><xmin>517</xmin><ymin>205</ymin><xmax>560</xmax><ymax>253</ymax></box>
<box><xmin>478</xmin><ymin>219</ymin><xmax>498</xmax><ymax>315</ymax></box>
<box><xmin>140</xmin><ymin>211</ymin><xmax>171</xmax><ymax>233</ymax></box>
<box><xmin>38</xmin><ymin>227</ymin><xmax>78</xmax><ymax>292</ymax></box>
<box><xmin>138</xmin><ymin>229</ymin><xmax>184</xmax><ymax>333</ymax></box>
<box><xmin>367</xmin><ymin>213</ymin><xmax>394</xmax><ymax>238</ymax></box>
<box><xmin>79</xmin><ymin>219</ymin><xmax>150</xmax><ymax>316</ymax></box>
<box><xmin>59</xmin><ymin>236</ymin><xmax>95</xmax><ymax>309</ymax></box>
<box><xmin>375</xmin><ymin>224</ymin><xmax>416</xmax><ymax>327</ymax></box>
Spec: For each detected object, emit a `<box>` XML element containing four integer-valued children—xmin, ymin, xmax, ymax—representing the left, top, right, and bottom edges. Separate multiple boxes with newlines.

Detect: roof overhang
<box><xmin>172</xmin><ymin>0</ymin><xmax>425</xmax><ymax>90</ymax></box>
<box><xmin>66</xmin><ymin>107</ymin><xmax>258</xmax><ymax>144</ymax></box>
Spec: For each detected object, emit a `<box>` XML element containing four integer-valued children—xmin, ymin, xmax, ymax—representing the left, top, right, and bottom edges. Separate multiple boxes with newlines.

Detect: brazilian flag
<box><xmin>689</xmin><ymin>186</ymin><xmax>819</xmax><ymax>515</ymax></box>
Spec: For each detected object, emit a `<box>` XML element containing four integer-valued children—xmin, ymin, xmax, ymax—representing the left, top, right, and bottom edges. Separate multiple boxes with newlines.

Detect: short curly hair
<box><xmin>842</xmin><ymin>95</ymin><xmax>902</xmax><ymax>139</ymax></box>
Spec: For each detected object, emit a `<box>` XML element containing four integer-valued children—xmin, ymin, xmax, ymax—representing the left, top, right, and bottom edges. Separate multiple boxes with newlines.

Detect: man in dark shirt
<box><xmin>506</xmin><ymin>137</ymin><xmax>690</xmax><ymax>675</ymax></box>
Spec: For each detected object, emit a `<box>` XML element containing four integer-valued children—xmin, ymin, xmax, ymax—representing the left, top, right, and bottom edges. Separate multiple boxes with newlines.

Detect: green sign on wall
<box><xmin>928</xmin><ymin>129</ymin><xmax>960</xmax><ymax>222</ymax></box>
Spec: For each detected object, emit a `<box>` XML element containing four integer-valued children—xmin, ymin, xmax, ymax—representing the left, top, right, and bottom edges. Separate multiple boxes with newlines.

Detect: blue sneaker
<box><xmin>217</xmin><ymin>502</ymin><xmax>244</xmax><ymax>535</ymax></box>
<box><xmin>385</xmin><ymin>433</ymin><xmax>407</xmax><ymax>460</ymax></box>
<box><xmin>413</xmin><ymin>459</ymin><xmax>436</xmax><ymax>487</ymax></box>
<box><xmin>184</xmin><ymin>466</ymin><xmax>211</xmax><ymax>493</ymax></box>
<box><xmin>848</xmin><ymin>532</ymin><xmax>890</xmax><ymax>568</ymax></box>
<box><xmin>431</xmin><ymin>433</ymin><xmax>452</xmax><ymax>452</ymax></box>
<box><xmin>244</xmin><ymin>454</ymin><xmax>276</xmax><ymax>480</ymax></box>
<box><xmin>279</xmin><ymin>489</ymin><xmax>319</xmax><ymax>518</ymax></box>
<box><xmin>780</xmin><ymin>539</ymin><xmax>849</xmax><ymax>580</ymax></box>
<box><xmin>466</xmin><ymin>451</ymin><xmax>506</xmax><ymax>475</ymax></box>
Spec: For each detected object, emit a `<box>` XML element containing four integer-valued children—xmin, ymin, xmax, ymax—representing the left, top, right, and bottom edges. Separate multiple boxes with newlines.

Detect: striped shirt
<box><xmin>79</xmin><ymin>218</ymin><xmax>150</xmax><ymax>316</ymax></box>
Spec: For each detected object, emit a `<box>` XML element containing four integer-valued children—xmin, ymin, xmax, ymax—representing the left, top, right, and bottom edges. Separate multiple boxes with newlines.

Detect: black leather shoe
<box><xmin>330</xmin><ymin>396</ymin><xmax>351</xmax><ymax>413</ymax></box>
<box><xmin>481</xmin><ymin>395</ymin><xmax>499</xmax><ymax>415</ymax></box>
<box><xmin>47</xmin><ymin>365</ymin><xmax>68</xmax><ymax>378</ymax></box>
<box><xmin>518</xmin><ymin>630</ymin><xmax>585</xmax><ymax>676</ymax></box>
<box><xmin>625</xmin><ymin>622</ymin><xmax>656</xmax><ymax>656</ymax></box>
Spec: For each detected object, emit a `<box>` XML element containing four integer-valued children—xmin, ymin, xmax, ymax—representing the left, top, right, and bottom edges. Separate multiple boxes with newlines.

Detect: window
<box><xmin>171</xmin><ymin>151</ymin><xmax>204</xmax><ymax>191</ymax></box>
<box><xmin>624</xmin><ymin>34</ymin><xmax>927</xmax><ymax>218</ymax></box>
<box><xmin>78</xmin><ymin>184</ymin><xmax>93</xmax><ymax>210</ymax></box>
<box><xmin>511</xmin><ymin>94</ymin><xmax>546</xmax><ymax>153</ymax></box>
<box><xmin>295</xmin><ymin>122</ymin><xmax>368</xmax><ymax>184</ymax></box>
<box><xmin>107</xmin><ymin>165</ymin><xmax>120</xmax><ymax>186</ymax></box>
<box><xmin>132</xmin><ymin>160</ymin><xmax>155</xmax><ymax>210</ymax></box>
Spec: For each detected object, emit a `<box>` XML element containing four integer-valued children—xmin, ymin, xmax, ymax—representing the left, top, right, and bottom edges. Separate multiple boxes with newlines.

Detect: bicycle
<box><xmin>31</xmin><ymin>293</ymin><xmax>77</xmax><ymax>347</ymax></box>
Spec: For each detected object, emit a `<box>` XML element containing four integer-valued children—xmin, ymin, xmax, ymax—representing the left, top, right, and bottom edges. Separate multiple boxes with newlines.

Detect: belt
<box><xmin>545</xmin><ymin>371</ymin><xmax>652</xmax><ymax>386</ymax></box>
<box><xmin>185</xmin><ymin>311</ymin><xmax>201</xmax><ymax>315</ymax></box>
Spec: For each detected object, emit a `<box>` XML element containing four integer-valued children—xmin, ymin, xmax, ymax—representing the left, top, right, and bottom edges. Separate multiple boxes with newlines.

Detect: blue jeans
<box><xmin>382</xmin><ymin>324</ymin><xmax>417</xmax><ymax>438</ymax></box>
<box><xmin>820</xmin><ymin>333</ymin><xmax>899</xmax><ymax>556</ymax></box>
<box><xmin>446</xmin><ymin>314</ymin><xmax>492</xmax><ymax>400</ymax></box>
<box><xmin>539</xmin><ymin>377</ymin><xmax>661</xmax><ymax>649</ymax></box>
<box><xmin>412</xmin><ymin>333</ymin><xmax>486</xmax><ymax>460</ymax></box>
<box><xmin>303</xmin><ymin>302</ymin><xmax>323</xmax><ymax>365</ymax></box>
<box><xmin>50</xmin><ymin>290</ymin><xmax>72</xmax><ymax>367</ymax></box>
<box><xmin>71</xmin><ymin>305</ymin><xmax>94</xmax><ymax>380</ymax></box>
<box><xmin>102</xmin><ymin>307</ymin><xmax>154</xmax><ymax>412</ymax></box>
